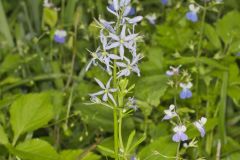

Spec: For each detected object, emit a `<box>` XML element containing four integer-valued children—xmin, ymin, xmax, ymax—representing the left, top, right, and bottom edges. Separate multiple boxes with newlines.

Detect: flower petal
<box><xmin>106</xmin><ymin>42</ymin><xmax>120</xmax><ymax>50</ymax></box>
<box><xmin>94</xmin><ymin>78</ymin><xmax>105</xmax><ymax>89</ymax></box>
<box><xmin>89</xmin><ymin>90</ymin><xmax>105</xmax><ymax>96</ymax></box>
<box><xmin>108</xmin><ymin>93</ymin><xmax>116</xmax><ymax>105</ymax></box>
<box><xmin>102</xmin><ymin>93</ymin><xmax>108</xmax><ymax>101</ymax></box>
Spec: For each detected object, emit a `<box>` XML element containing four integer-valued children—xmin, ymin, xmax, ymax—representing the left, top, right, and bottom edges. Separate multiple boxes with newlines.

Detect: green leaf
<box><xmin>0</xmin><ymin>0</ymin><xmax>14</xmax><ymax>47</ymax></box>
<box><xmin>0</xmin><ymin>54</ymin><xmax>22</xmax><ymax>74</ymax></box>
<box><xmin>204</xmin><ymin>24</ymin><xmax>222</xmax><ymax>49</ymax></box>
<box><xmin>216</xmin><ymin>11</ymin><xmax>240</xmax><ymax>44</ymax></box>
<box><xmin>126</xmin><ymin>130</ymin><xmax>136</xmax><ymax>152</ymax></box>
<box><xmin>128</xmin><ymin>134</ymin><xmax>146</xmax><ymax>153</ymax></box>
<box><xmin>10</xmin><ymin>93</ymin><xmax>54</xmax><ymax>142</ymax></box>
<box><xmin>42</xmin><ymin>8</ymin><xmax>58</xmax><ymax>28</ymax></box>
<box><xmin>11</xmin><ymin>139</ymin><xmax>59</xmax><ymax>160</ymax></box>
<box><xmin>0</xmin><ymin>125</ymin><xmax>8</xmax><ymax>145</ymax></box>
<box><xmin>135</xmin><ymin>75</ymin><xmax>168</xmax><ymax>106</ymax></box>
<box><xmin>218</xmin><ymin>72</ymin><xmax>228</xmax><ymax>144</ymax></box>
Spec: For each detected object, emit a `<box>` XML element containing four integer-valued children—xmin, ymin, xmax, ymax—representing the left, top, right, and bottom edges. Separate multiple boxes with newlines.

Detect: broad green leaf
<box><xmin>0</xmin><ymin>54</ymin><xmax>22</xmax><ymax>74</ymax></box>
<box><xmin>0</xmin><ymin>125</ymin><xmax>8</xmax><ymax>145</ymax></box>
<box><xmin>216</xmin><ymin>11</ymin><xmax>240</xmax><ymax>44</ymax></box>
<box><xmin>10</xmin><ymin>93</ymin><xmax>54</xmax><ymax>141</ymax></box>
<box><xmin>135</xmin><ymin>75</ymin><xmax>168</xmax><ymax>106</ymax></box>
<box><xmin>42</xmin><ymin>8</ymin><xmax>58</xmax><ymax>28</ymax></box>
<box><xmin>12</xmin><ymin>139</ymin><xmax>59</xmax><ymax>160</ymax></box>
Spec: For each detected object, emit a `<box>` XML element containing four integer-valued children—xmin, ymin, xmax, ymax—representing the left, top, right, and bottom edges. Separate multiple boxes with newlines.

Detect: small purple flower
<box><xmin>166</xmin><ymin>65</ymin><xmax>181</xmax><ymax>76</ymax></box>
<box><xmin>186</xmin><ymin>4</ymin><xmax>199</xmax><ymax>22</ymax></box>
<box><xmin>89</xmin><ymin>77</ymin><xmax>117</xmax><ymax>105</ymax></box>
<box><xmin>54</xmin><ymin>30</ymin><xmax>67</xmax><ymax>44</ymax></box>
<box><xmin>179</xmin><ymin>82</ymin><xmax>193</xmax><ymax>99</ymax></box>
<box><xmin>161</xmin><ymin>0</ymin><xmax>168</xmax><ymax>5</ymax></box>
<box><xmin>172</xmin><ymin>125</ymin><xmax>188</xmax><ymax>142</ymax></box>
<box><xmin>193</xmin><ymin>117</ymin><xmax>207</xmax><ymax>137</ymax></box>
<box><xmin>162</xmin><ymin>104</ymin><xmax>177</xmax><ymax>120</ymax></box>
<box><xmin>236</xmin><ymin>52</ymin><xmax>240</xmax><ymax>57</ymax></box>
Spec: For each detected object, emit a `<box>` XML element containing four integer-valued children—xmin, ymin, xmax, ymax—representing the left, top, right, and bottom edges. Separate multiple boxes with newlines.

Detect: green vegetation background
<box><xmin>1</xmin><ymin>0</ymin><xmax>240</xmax><ymax>159</ymax></box>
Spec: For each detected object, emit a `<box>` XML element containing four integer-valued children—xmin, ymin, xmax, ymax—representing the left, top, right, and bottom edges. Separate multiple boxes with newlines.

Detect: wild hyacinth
<box><xmin>86</xmin><ymin>0</ymin><xmax>143</xmax><ymax>159</ymax></box>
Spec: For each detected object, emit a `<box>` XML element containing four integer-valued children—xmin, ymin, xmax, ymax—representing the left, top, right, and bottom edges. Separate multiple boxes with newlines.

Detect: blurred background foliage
<box><xmin>1</xmin><ymin>0</ymin><xmax>240</xmax><ymax>159</ymax></box>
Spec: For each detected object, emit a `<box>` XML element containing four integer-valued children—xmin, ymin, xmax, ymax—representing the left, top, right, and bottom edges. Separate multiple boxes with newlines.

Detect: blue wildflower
<box><xmin>193</xmin><ymin>117</ymin><xmax>207</xmax><ymax>137</ymax></box>
<box><xmin>179</xmin><ymin>82</ymin><xmax>193</xmax><ymax>99</ymax></box>
<box><xmin>161</xmin><ymin>0</ymin><xmax>168</xmax><ymax>5</ymax></box>
<box><xmin>186</xmin><ymin>4</ymin><xmax>199</xmax><ymax>22</ymax></box>
<box><xmin>162</xmin><ymin>104</ymin><xmax>177</xmax><ymax>120</ymax></box>
<box><xmin>172</xmin><ymin>125</ymin><xmax>188</xmax><ymax>142</ymax></box>
<box><xmin>54</xmin><ymin>30</ymin><xmax>67</xmax><ymax>44</ymax></box>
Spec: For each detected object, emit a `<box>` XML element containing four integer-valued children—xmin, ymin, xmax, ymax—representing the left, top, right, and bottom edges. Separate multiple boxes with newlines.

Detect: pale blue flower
<box><xmin>85</xmin><ymin>47</ymin><xmax>101</xmax><ymax>71</ymax></box>
<box><xmin>108</xmin><ymin>4</ymin><xmax>135</xmax><ymax>16</ymax></box>
<box><xmin>107</xmin><ymin>0</ymin><xmax>142</xmax><ymax>25</ymax></box>
<box><xmin>186</xmin><ymin>4</ymin><xmax>199</xmax><ymax>22</ymax></box>
<box><xmin>116</xmin><ymin>54</ymin><xmax>142</xmax><ymax>78</ymax></box>
<box><xmin>162</xmin><ymin>104</ymin><xmax>177</xmax><ymax>120</ymax></box>
<box><xmin>54</xmin><ymin>30</ymin><xmax>67</xmax><ymax>43</ymax></box>
<box><xmin>193</xmin><ymin>117</ymin><xmax>207</xmax><ymax>137</ymax></box>
<box><xmin>99</xmin><ymin>19</ymin><xmax>115</xmax><ymax>33</ymax></box>
<box><xmin>172</xmin><ymin>125</ymin><xmax>188</xmax><ymax>142</ymax></box>
<box><xmin>99</xmin><ymin>30</ymin><xmax>121</xmax><ymax>73</ymax></box>
<box><xmin>106</xmin><ymin>25</ymin><xmax>138</xmax><ymax>59</ymax></box>
<box><xmin>90</xmin><ymin>77</ymin><xmax>117</xmax><ymax>105</ymax></box>
<box><xmin>179</xmin><ymin>82</ymin><xmax>193</xmax><ymax>99</ymax></box>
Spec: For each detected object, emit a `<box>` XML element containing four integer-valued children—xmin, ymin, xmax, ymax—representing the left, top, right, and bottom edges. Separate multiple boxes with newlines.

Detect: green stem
<box><xmin>195</xmin><ymin>1</ymin><xmax>207</xmax><ymax>118</ymax></box>
<box><xmin>113</xmin><ymin>59</ymin><xmax>119</xmax><ymax>160</ymax></box>
<box><xmin>176</xmin><ymin>142</ymin><xmax>181</xmax><ymax>160</ymax></box>
<box><xmin>119</xmin><ymin>111</ymin><xmax>124</xmax><ymax>154</ymax></box>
